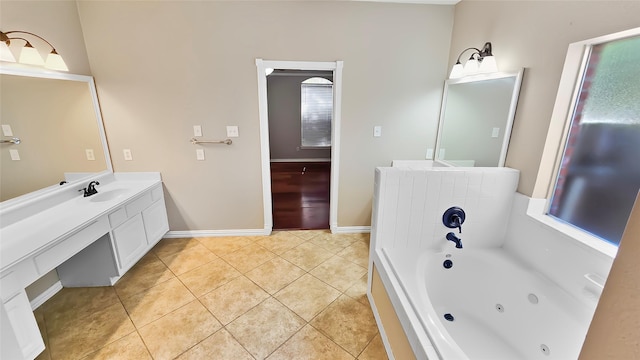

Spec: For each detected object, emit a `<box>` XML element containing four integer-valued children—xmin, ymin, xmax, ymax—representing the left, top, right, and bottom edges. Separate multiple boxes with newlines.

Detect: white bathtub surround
<box><xmin>368</xmin><ymin>166</ymin><xmax>614</xmax><ymax>360</ymax></box>
<box><xmin>371</xmin><ymin>166</ymin><xmax>519</xmax><ymax>251</ymax></box>
<box><xmin>503</xmin><ymin>193</ymin><xmax>614</xmax><ymax>309</ymax></box>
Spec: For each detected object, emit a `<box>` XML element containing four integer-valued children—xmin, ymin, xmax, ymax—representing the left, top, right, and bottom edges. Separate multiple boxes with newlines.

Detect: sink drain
<box><xmin>540</xmin><ymin>344</ymin><xmax>550</xmax><ymax>356</ymax></box>
<box><xmin>495</xmin><ymin>304</ymin><xmax>504</xmax><ymax>313</ymax></box>
<box><xmin>444</xmin><ymin>313</ymin><xmax>455</xmax><ymax>322</ymax></box>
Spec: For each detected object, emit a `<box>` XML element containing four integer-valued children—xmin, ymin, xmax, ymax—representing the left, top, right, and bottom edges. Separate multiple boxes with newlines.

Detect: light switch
<box><xmin>426</xmin><ymin>148</ymin><xmax>434</xmax><ymax>159</ymax></box>
<box><xmin>123</xmin><ymin>149</ymin><xmax>133</xmax><ymax>161</ymax></box>
<box><xmin>373</xmin><ymin>126</ymin><xmax>382</xmax><ymax>137</ymax></box>
<box><xmin>492</xmin><ymin>127</ymin><xmax>500</xmax><ymax>138</ymax></box>
<box><xmin>86</xmin><ymin>149</ymin><xmax>95</xmax><ymax>161</ymax></box>
<box><xmin>193</xmin><ymin>125</ymin><xmax>202</xmax><ymax>137</ymax></box>
<box><xmin>9</xmin><ymin>149</ymin><xmax>20</xmax><ymax>161</ymax></box>
<box><xmin>226</xmin><ymin>126</ymin><xmax>239</xmax><ymax>138</ymax></box>
<box><xmin>196</xmin><ymin>149</ymin><xmax>205</xmax><ymax>160</ymax></box>
<box><xmin>2</xmin><ymin>124</ymin><xmax>13</xmax><ymax>136</ymax></box>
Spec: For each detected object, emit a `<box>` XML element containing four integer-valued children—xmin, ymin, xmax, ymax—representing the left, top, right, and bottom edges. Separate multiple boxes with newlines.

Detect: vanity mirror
<box><xmin>435</xmin><ymin>70</ymin><xmax>523</xmax><ymax>167</ymax></box>
<box><xmin>0</xmin><ymin>67</ymin><xmax>111</xmax><ymax>202</ymax></box>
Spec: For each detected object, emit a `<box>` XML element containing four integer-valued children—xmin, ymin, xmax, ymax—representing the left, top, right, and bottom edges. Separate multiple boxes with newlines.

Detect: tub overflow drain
<box><xmin>444</xmin><ymin>313</ymin><xmax>454</xmax><ymax>322</ymax></box>
<box><xmin>443</xmin><ymin>260</ymin><xmax>453</xmax><ymax>269</ymax></box>
<box><xmin>495</xmin><ymin>304</ymin><xmax>504</xmax><ymax>313</ymax></box>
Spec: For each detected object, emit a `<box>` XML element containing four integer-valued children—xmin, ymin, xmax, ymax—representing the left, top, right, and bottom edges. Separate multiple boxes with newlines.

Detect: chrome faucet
<box><xmin>79</xmin><ymin>181</ymin><xmax>100</xmax><ymax>197</ymax></box>
<box><xmin>446</xmin><ymin>232</ymin><xmax>463</xmax><ymax>249</ymax></box>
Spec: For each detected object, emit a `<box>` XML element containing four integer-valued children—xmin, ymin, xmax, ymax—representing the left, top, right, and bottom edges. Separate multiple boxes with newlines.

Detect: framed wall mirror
<box><xmin>0</xmin><ymin>66</ymin><xmax>112</xmax><ymax>204</ymax></box>
<box><xmin>435</xmin><ymin>70</ymin><xmax>524</xmax><ymax>167</ymax></box>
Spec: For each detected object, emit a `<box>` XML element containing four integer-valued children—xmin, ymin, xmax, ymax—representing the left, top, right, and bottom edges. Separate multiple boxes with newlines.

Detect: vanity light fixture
<box><xmin>0</xmin><ymin>30</ymin><xmax>68</xmax><ymax>71</ymax></box>
<box><xmin>449</xmin><ymin>42</ymin><xmax>497</xmax><ymax>79</ymax></box>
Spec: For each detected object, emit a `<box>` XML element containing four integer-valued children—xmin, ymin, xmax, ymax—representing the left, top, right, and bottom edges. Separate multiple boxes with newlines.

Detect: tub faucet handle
<box><xmin>443</xmin><ymin>207</ymin><xmax>466</xmax><ymax>234</ymax></box>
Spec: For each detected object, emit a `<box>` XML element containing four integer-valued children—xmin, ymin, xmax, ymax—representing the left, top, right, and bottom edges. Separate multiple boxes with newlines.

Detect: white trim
<box><xmin>332</xmin><ymin>226</ymin><xmax>371</xmax><ymax>234</ymax></box>
<box><xmin>164</xmin><ymin>229</ymin><xmax>270</xmax><ymax>238</ymax></box>
<box><xmin>30</xmin><ymin>281</ymin><xmax>63</xmax><ymax>310</ymax></box>
<box><xmin>270</xmin><ymin>158</ymin><xmax>331</xmax><ymax>163</ymax></box>
<box><xmin>256</xmin><ymin>59</ymin><xmax>343</xmax><ymax>234</ymax></box>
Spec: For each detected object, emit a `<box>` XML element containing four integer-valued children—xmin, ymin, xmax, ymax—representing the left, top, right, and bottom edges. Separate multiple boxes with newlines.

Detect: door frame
<box><xmin>255</xmin><ymin>59</ymin><xmax>343</xmax><ymax>234</ymax></box>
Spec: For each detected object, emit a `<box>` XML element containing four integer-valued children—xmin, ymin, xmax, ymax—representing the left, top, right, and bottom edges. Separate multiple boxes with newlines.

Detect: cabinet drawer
<box><xmin>125</xmin><ymin>191</ymin><xmax>153</xmax><ymax>218</ymax></box>
<box><xmin>34</xmin><ymin>217</ymin><xmax>109</xmax><ymax>275</ymax></box>
<box><xmin>108</xmin><ymin>207</ymin><xmax>127</xmax><ymax>228</ymax></box>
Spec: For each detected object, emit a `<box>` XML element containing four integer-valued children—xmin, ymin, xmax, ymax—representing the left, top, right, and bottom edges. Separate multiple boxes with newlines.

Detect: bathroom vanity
<box><xmin>0</xmin><ymin>173</ymin><xmax>169</xmax><ymax>359</ymax></box>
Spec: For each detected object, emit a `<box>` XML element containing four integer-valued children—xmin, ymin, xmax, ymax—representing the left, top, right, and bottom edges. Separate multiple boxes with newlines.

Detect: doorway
<box><xmin>255</xmin><ymin>59</ymin><xmax>343</xmax><ymax>234</ymax></box>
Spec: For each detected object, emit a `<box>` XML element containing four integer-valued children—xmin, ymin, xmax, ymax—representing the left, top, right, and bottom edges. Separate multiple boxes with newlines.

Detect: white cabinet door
<box><xmin>112</xmin><ymin>214</ymin><xmax>147</xmax><ymax>272</ymax></box>
<box><xmin>2</xmin><ymin>290</ymin><xmax>45</xmax><ymax>360</ymax></box>
<box><xmin>142</xmin><ymin>199</ymin><xmax>169</xmax><ymax>246</ymax></box>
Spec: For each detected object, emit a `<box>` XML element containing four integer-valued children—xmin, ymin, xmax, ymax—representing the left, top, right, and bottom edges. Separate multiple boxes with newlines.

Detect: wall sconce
<box><xmin>0</xmin><ymin>30</ymin><xmax>68</xmax><ymax>71</ymax></box>
<box><xmin>449</xmin><ymin>42</ymin><xmax>497</xmax><ymax>79</ymax></box>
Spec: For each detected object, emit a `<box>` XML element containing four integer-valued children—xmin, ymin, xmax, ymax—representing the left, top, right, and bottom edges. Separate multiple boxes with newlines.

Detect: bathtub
<box><xmin>375</xmin><ymin>247</ymin><xmax>594</xmax><ymax>360</ymax></box>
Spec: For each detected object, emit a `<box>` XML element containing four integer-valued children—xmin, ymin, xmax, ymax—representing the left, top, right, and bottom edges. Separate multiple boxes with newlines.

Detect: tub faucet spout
<box><xmin>446</xmin><ymin>232</ymin><xmax>463</xmax><ymax>249</ymax></box>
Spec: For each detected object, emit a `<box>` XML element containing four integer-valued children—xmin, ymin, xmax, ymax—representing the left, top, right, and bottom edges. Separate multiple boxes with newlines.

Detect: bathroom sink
<box><xmin>89</xmin><ymin>189</ymin><xmax>129</xmax><ymax>202</ymax></box>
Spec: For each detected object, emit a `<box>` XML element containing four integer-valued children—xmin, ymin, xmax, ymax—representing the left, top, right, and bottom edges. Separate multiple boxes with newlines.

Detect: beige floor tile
<box><xmin>310</xmin><ymin>295</ymin><xmax>379</xmax><ymax>357</ymax></box>
<box><xmin>114</xmin><ymin>252</ymin><xmax>175</xmax><ymax>299</ymax></box>
<box><xmin>227</xmin><ymin>298</ymin><xmax>305</xmax><ymax>359</ymax></box>
<box><xmin>257</xmin><ymin>232</ymin><xmax>306</xmax><ymax>254</ymax></box>
<box><xmin>176</xmin><ymin>329</ymin><xmax>254</xmax><ymax>360</ymax></box>
<box><xmin>198</xmin><ymin>236</ymin><xmax>254</xmax><ymax>256</ymax></box>
<box><xmin>267</xmin><ymin>325</ymin><xmax>354</xmax><ymax>360</ymax></box>
<box><xmin>292</xmin><ymin>230</ymin><xmax>330</xmax><ymax>241</ymax></box>
<box><xmin>344</xmin><ymin>274</ymin><xmax>370</xmax><ymax>306</ymax></box>
<box><xmin>178</xmin><ymin>258</ymin><xmax>241</xmax><ymax>297</ymax></box>
<box><xmin>275</xmin><ymin>274</ymin><xmax>341</xmax><ymax>321</ymax></box>
<box><xmin>337</xmin><ymin>240</ymin><xmax>370</xmax><ymax>268</ymax></box>
<box><xmin>310</xmin><ymin>256</ymin><xmax>367</xmax><ymax>292</ymax></box>
<box><xmin>358</xmin><ymin>333</ymin><xmax>389</xmax><ymax>360</ymax></box>
<box><xmin>121</xmin><ymin>277</ymin><xmax>195</xmax><ymax>328</ymax></box>
<box><xmin>152</xmin><ymin>237</ymin><xmax>201</xmax><ymax>259</ymax></box>
<box><xmin>280</xmin><ymin>242</ymin><xmax>333</xmax><ymax>271</ymax></box>
<box><xmin>200</xmin><ymin>276</ymin><xmax>269</xmax><ymax>324</ymax></box>
<box><xmin>48</xmin><ymin>302</ymin><xmax>135</xmax><ymax>360</ymax></box>
<box><xmin>245</xmin><ymin>257</ymin><xmax>306</xmax><ymax>294</ymax></box>
<box><xmin>139</xmin><ymin>300</ymin><xmax>221</xmax><ymax>360</ymax></box>
<box><xmin>220</xmin><ymin>243</ymin><xmax>277</xmax><ymax>273</ymax></box>
<box><xmin>158</xmin><ymin>243</ymin><xmax>218</xmax><ymax>275</ymax></box>
<box><xmin>80</xmin><ymin>331</ymin><xmax>151</xmax><ymax>360</ymax></box>
<box><xmin>310</xmin><ymin>233</ymin><xmax>357</xmax><ymax>254</ymax></box>
<box><xmin>43</xmin><ymin>287</ymin><xmax>121</xmax><ymax>335</ymax></box>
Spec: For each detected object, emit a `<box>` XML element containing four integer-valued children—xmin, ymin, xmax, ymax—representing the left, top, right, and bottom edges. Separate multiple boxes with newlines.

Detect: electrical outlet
<box><xmin>426</xmin><ymin>148</ymin><xmax>434</xmax><ymax>159</ymax></box>
<box><xmin>226</xmin><ymin>126</ymin><xmax>239</xmax><ymax>138</ymax></box>
<box><xmin>86</xmin><ymin>149</ymin><xmax>95</xmax><ymax>161</ymax></box>
<box><xmin>373</xmin><ymin>126</ymin><xmax>382</xmax><ymax>137</ymax></box>
<box><xmin>438</xmin><ymin>149</ymin><xmax>446</xmax><ymax>160</ymax></box>
<box><xmin>196</xmin><ymin>149</ymin><xmax>205</xmax><ymax>160</ymax></box>
<box><xmin>123</xmin><ymin>149</ymin><xmax>133</xmax><ymax>161</ymax></box>
<box><xmin>2</xmin><ymin>124</ymin><xmax>13</xmax><ymax>136</ymax></box>
<box><xmin>9</xmin><ymin>149</ymin><xmax>20</xmax><ymax>161</ymax></box>
<box><xmin>492</xmin><ymin>127</ymin><xmax>500</xmax><ymax>138</ymax></box>
<box><xmin>193</xmin><ymin>125</ymin><xmax>202</xmax><ymax>137</ymax></box>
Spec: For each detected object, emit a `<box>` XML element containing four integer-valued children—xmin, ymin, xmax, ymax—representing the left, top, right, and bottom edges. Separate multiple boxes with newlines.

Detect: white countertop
<box><xmin>1</xmin><ymin>174</ymin><xmax>161</xmax><ymax>271</ymax></box>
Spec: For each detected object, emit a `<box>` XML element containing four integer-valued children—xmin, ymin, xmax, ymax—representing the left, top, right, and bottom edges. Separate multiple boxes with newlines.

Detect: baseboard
<box><xmin>270</xmin><ymin>158</ymin><xmax>331</xmax><ymax>163</ymax></box>
<box><xmin>164</xmin><ymin>229</ymin><xmax>270</xmax><ymax>238</ymax></box>
<box><xmin>30</xmin><ymin>281</ymin><xmax>63</xmax><ymax>310</ymax></box>
<box><xmin>332</xmin><ymin>226</ymin><xmax>371</xmax><ymax>234</ymax></box>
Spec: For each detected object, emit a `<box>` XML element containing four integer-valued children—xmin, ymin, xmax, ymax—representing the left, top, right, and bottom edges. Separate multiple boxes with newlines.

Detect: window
<box><xmin>549</xmin><ymin>35</ymin><xmax>640</xmax><ymax>245</ymax></box>
<box><xmin>301</xmin><ymin>77</ymin><xmax>332</xmax><ymax>148</ymax></box>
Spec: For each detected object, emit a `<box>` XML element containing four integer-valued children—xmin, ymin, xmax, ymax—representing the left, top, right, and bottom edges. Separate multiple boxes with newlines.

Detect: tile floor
<box><xmin>34</xmin><ymin>230</ymin><xmax>388</xmax><ymax>360</ymax></box>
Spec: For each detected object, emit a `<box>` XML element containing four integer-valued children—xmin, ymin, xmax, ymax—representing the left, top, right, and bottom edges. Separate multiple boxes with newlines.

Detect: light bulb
<box><xmin>45</xmin><ymin>51</ymin><xmax>68</xmax><ymax>71</ymax></box>
<box><xmin>18</xmin><ymin>44</ymin><xmax>44</xmax><ymax>66</ymax></box>
<box><xmin>449</xmin><ymin>63</ymin><xmax>464</xmax><ymax>79</ymax></box>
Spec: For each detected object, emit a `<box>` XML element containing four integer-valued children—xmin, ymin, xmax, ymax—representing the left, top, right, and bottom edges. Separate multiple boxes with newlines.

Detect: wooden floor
<box><xmin>271</xmin><ymin>162</ymin><xmax>330</xmax><ymax>230</ymax></box>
